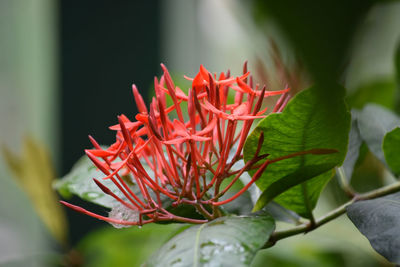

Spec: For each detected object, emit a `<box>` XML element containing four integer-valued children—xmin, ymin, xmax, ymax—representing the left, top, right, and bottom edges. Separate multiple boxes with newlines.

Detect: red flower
<box><xmin>61</xmin><ymin>62</ymin><xmax>291</xmax><ymax>226</ymax></box>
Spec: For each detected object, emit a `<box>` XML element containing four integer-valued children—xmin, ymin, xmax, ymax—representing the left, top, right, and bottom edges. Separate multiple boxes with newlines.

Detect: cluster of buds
<box><xmin>61</xmin><ymin>62</ymin><xmax>290</xmax><ymax>227</ymax></box>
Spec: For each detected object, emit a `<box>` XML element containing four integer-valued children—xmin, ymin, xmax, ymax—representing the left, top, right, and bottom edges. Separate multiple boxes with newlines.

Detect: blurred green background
<box><xmin>0</xmin><ymin>0</ymin><xmax>399</xmax><ymax>266</ymax></box>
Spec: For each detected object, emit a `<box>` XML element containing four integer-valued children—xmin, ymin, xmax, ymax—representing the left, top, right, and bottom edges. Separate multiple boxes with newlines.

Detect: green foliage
<box><xmin>253</xmin><ymin>165</ymin><xmax>334</xmax><ymax>212</ymax></box>
<box><xmin>357</xmin><ymin>104</ymin><xmax>400</xmax><ymax>166</ymax></box>
<box><xmin>343</xmin><ymin>105</ymin><xmax>400</xmax><ymax>264</ymax></box>
<box><xmin>347</xmin><ymin>192</ymin><xmax>400</xmax><ymax>264</ymax></box>
<box><xmin>263</xmin><ymin>202</ymin><xmax>301</xmax><ymax>225</ymax></box>
<box><xmin>56</xmin><ymin>89</ymin><xmax>400</xmax><ymax>266</ymax></box>
<box><xmin>252</xmin><ymin>213</ymin><xmax>385</xmax><ymax>267</ymax></box>
<box><xmin>56</xmin><ymin>84</ymin><xmax>400</xmax><ymax>266</ymax></box>
<box><xmin>383</xmin><ymin>127</ymin><xmax>400</xmax><ymax>176</ymax></box>
<box><xmin>252</xmin><ymin>248</ymin><xmax>346</xmax><ymax>267</ymax></box>
<box><xmin>348</xmin><ymin>150</ymin><xmax>385</xmax><ymax>193</ymax></box>
<box><xmin>146</xmin><ymin>213</ymin><xmax>275</xmax><ymax>267</ymax></box>
<box><xmin>6</xmin><ymin>1</ymin><xmax>400</xmax><ymax>266</ymax></box>
<box><xmin>340</xmin><ymin>104</ymin><xmax>400</xmax><ymax>187</ymax></box>
<box><xmin>78</xmin><ymin>223</ymin><xmax>182</xmax><ymax>267</ymax></box>
<box><xmin>347</xmin><ymin>79</ymin><xmax>397</xmax><ymax>109</ymax></box>
<box><xmin>340</xmin><ymin>110</ymin><xmax>364</xmax><ymax>182</ymax></box>
<box><xmin>54</xmin><ymin>155</ymin><xmax>125</xmax><ymax>209</ymax></box>
<box><xmin>244</xmin><ymin>86</ymin><xmax>350</xmax><ymax>217</ymax></box>
<box><xmin>396</xmin><ymin>43</ymin><xmax>400</xmax><ymax>88</ymax></box>
<box><xmin>53</xmin><ymin>22</ymin><xmax>400</xmax><ymax>265</ymax></box>
<box><xmin>261</xmin><ymin>169</ymin><xmax>335</xmax><ymax>217</ymax></box>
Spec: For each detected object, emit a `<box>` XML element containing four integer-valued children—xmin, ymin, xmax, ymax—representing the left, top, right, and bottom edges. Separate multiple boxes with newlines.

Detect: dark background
<box><xmin>60</xmin><ymin>1</ymin><xmax>160</xmax><ymax>244</ymax></box>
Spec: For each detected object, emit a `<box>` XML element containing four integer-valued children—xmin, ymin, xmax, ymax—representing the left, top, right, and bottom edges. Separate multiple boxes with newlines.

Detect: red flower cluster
<box><xmin>61</xmin><ymin>62</ymin><xmax>290</xmax><ymax>226</ymax></box>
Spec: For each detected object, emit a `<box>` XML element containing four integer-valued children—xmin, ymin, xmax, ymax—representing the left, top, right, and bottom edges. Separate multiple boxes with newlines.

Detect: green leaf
<box><xmin>146</xmin><ymin>213</ymin><xmax>275</xmax><ymax>267</ymax></box>
<box><xmin>78</xmin><ymin>223</ymin><xmax>182</xmax><ymax>267</ymax></box>
<box><xmin>357</xmin><ymin>104</ymin><xmax>400</xmax><ymax>165</ymax></box>
<box><xmin>340</xmin><ymin>110</ymin><xmax>363</xmax><ymax>182</ymax></box>
<box><xmin>347</xmin><ymin>192</ymin><xmax>400</xmax><ymax>264</ymax></box>
<box><xmin>394</xmin><ymin>39</ymin><xmax>400</xmax><ymax>114</ymax></box>
<box><xmin>244</xmin><ymin>86</ymin><xmax>350</xmax><ymax>217</ymax></box>
<box><xmin>253</xmin><ymin>165</ymin><xmax>334</xmax><ymax>212</ymax></box>
<box><xmin>263</xmin><ymin>202</ymin><xmax>301</xmax><ymax>225</ymax></box>
<box><xmin>347</xmin><ymin>79</ymin><xmax>396</xmax><ymax>110</ymax></box>
<box><xmin>383</xmin><ymin>127</ymin><xmax>400</xmax><ymax>176</ymax></box>
<box><xmin>273</xmin><ymin>171</ymin><xmax>334</xmax><ymax>217</ymax></box>
<box><xmin>397</xmin><ymin>44</ymin><xmax>400</xmax><ymax>82</ymax></box>
<box><xmin>54</xmin><ymin>155</ymin><xmax>129</xmax><ymax>209</ymax></box>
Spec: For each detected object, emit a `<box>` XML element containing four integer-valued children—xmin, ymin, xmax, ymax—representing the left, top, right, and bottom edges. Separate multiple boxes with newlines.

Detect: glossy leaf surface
<box><xmin>347</xmin><ymin>192</ymin><xmax>400</xmax><ymax>264</ymax></box>
<box><xmin>146</xmin><ymin>213</ymin><xmax>275</xmax><ymax>267</ymax></box>
<box><xmin>244</xmin><ymin>86</ymin><xmax>350</xmax><ymax>217</ymax></box>
<box><xmin>54</xmin><ymin>155</ymin><xmax>125</xmax><ymax>208</ymax></box>
<box><xmin>340</xmin><ymin>110</ymin><xmax>363</xmax><ymax>182</ymax></box>
<box><xmin>383</xmin><ymin>127</ymin><xmax>400</xmax><ymax>176</ymax></box>
<box><xmin>357</xmin><ymin>104</ymin><xmax>400</xmax><ymax>166</ymax></box>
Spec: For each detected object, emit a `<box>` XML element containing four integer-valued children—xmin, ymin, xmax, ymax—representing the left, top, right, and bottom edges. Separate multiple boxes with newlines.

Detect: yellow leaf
<box><xmin>2</xmin><ymin>136</ymin><xmax>68</xmax><ymax>244</ymax></box>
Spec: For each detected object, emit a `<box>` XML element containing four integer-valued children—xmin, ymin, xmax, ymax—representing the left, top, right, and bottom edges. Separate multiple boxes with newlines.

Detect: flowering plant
<box><xmin>60</xmin><ymin>62</ymin><xmax>297</xmax><ymax>226</ymax></box>
<box><xmin>54</xmin><ymin>61</ymin><xmax>400</xmax><ymax>266</ymax></box>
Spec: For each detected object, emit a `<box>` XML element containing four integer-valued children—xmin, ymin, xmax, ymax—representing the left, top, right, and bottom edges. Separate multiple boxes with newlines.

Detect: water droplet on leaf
<box><xmin>108</xmin><ymin>204</ymin><xmax>139</xmax><ymax>229</ymax></box>
<box><xmin>82</xmin><ymin>192</ymin><xmax>102</xmax><ymax>200</ymax></box>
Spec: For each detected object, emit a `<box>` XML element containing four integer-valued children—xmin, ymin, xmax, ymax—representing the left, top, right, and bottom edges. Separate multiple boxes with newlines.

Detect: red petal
<box><xmin>163</xmin><ymin>137</ymin><xmax>188</xmax><ymax>145</ymax></box>
<box><xmin>236</xmin><ymin>77</ymin><xmax>254</xmax><ymax>94</ymax></box>
<box><xmin>196</xmin><ymin>117</ymin><xmax>217</xmax><ymax>136</ymax></box>
<box><xmin>193</xmin><ymin>71</ymin><xmax>205</xmax><ymax>89</ymax></box>
<box><xmin>256</xmin><ymin>106</ymin><xmax>268</xmax><ymax>116</ymax></box>
<box><xmin>175</xmin><ymin>87</ymin><xmax>188</xmax><ymax>100</ymax></box>
<box><xmin>190</xmin><ymin>135</ymin><xmax>212</xmax><ymax>142</ymax></box>
<box><xmin>257</xmin><ymin>88</ymin><xmax>290</xmax><ymax>97</ymax></box>
<box><xmin>132</xmin><ymin>84</ymin><xmax>148</xmax><ymax>113</ymax></box>
<box><xmin>109</xmin><ymin>121</ymin><xmax>142</xmax><ymax>131</ymax></box>
<box><xmin>87</xmin><ymin>149</ymin><xmax>115</xmax><ymax>157</ymax></box>
<box><xmin>199</xmin><ymin>64</ymin><xmax>210</xmax><ymax>83</ymax></box>
<box><xmin>232</xmin><ymin>102</ymin><xmax>249</xmax><ymax>116</ymax></box>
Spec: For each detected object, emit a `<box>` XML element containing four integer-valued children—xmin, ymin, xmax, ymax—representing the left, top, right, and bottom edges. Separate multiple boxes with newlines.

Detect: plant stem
<box><xmin>263</xmin><ymin>181</ymin><xmax>400</xmax><ymax>248</ymax></box>
<box><xmin>301</xmin><ymin>183</ymin><xmax>316</xmax><ymax>226</ymax></box>
<box><xmin>336</xmin><ymin>166</ymin><xmax>356</xmax><ymax>198</ymax></box>
<box><xmin>194</xmin><ymin>203</ymin><xmax>214</xmax><ymax>220</ymax></box>
<box><xmin>171</xmin><ymin>215</ymin><xmax>208</xmax><ymax>224</ymax></box>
